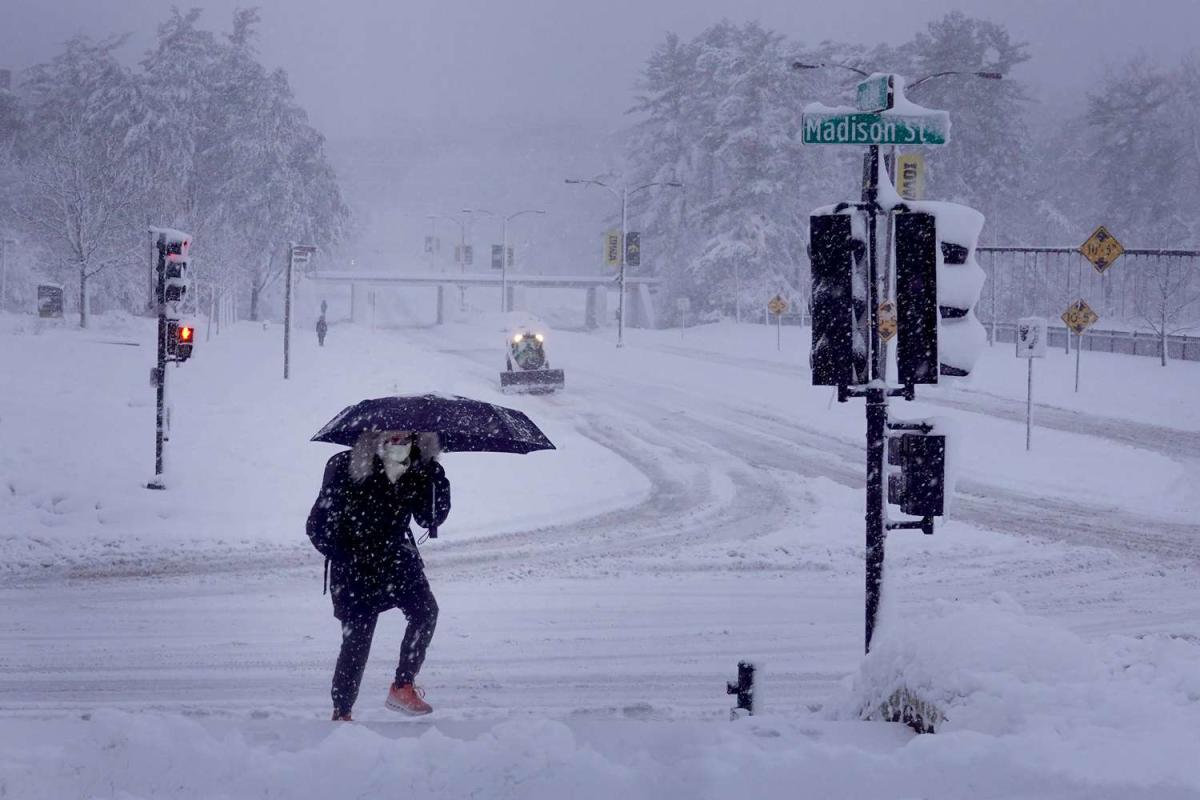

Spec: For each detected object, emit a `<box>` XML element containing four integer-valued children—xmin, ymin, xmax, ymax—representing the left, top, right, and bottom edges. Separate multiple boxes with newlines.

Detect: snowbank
<box><xmin>835</xmin><ymin>593</ymin><xmax>1200</xmax><ymax>789</ymax></box>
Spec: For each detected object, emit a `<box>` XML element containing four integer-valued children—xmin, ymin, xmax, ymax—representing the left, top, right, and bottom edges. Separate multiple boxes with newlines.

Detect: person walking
<box><xmin>316</xmin><ymin>314</ymin><xmax>328</xmax><ymax>346</ymax></box>
<box><xmin>306</xmin><ymin>430</ymin><xmax>450</xmax><ymax>721</ymax></box>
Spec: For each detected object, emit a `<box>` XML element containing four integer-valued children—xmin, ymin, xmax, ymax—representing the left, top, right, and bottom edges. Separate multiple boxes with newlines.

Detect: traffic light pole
<box><xmin>863</xmin><ymin>144</ymin><xmax>888</xmax><ymax>653</ymax></box>
<box><xmin>149</xmin><ymin>238</ymin><xmax>167</xmax><ymax>490</ymax></box>
<box><xmin>284</xmin><ymin>242</ymin><xmax>294</xmax><ymax>380</ymax></box>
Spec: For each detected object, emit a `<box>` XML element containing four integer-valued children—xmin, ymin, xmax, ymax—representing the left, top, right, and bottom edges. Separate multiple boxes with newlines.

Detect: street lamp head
<box><xmin>666</xmin><ymin>182</ymin><xmax>684</xmax><ymax>188</ymax></box>
<box><xmin>790</xmin><ymin>61</ymin><xmax>870</xmax><ymax>77</ymax></box>
<box><xmin>976</xmin><ymin>72</ymin><xmax>1003</xmax><ymax>80</ymax></box>
<box><xmin>564</xmin><ymin>178</ymin><xmax>584</xmax><ymax>184</ymax></box>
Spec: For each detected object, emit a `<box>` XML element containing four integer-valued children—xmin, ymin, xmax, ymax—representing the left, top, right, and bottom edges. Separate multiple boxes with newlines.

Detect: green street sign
<box><xmin>802</xmin><ymin>110</ymin><xmax>949</xmax><ymax>146</ymax></box>
<box><xmin>856</xmin><ymin>74</ymin><xmax>892</xmax><ymax>112</ymax></box>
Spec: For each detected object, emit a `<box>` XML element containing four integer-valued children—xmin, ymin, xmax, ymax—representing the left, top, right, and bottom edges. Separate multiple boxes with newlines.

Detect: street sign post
<box><xmin>1079</xmin><ymin>226</ymin><xmax>1124</xmax><ymax>274</ymax></box>
<box><xmin>803</xmin><ymin>78</ymin><xmax>955</xmax><ymax>659</ymax></box>
<box><xmin>285</xmin><ymin>243</ymin><xmax>317</xmax><ymax>381</ymax></box>
<box><xmin>768</xmin><ymin>294</ymin><xmax>788</xmax><ymax>350</ymax></box>
<box><xmin>676</xmin><ymin>296</ymin><xmax>690</xmax><ymax>337</ymax></box>
<box><xmin>1016</xmin><ymin>317</ymin><xmax>1047</xmax><ymax>451</ymax></box>
<box><xmin>1061</xmin><ymin>299</ymin><xmax>1098</xmax><ymax>393</ymax></box>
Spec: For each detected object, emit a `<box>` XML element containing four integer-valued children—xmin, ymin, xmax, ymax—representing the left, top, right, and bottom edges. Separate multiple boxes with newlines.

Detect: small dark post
<box><xmin>725</xmin><ymin>661</ymin><xmax>755</xmax><ymax>718</ymax></box>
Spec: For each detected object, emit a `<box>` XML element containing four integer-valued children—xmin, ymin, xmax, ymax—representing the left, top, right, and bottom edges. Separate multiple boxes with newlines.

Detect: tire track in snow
<box><xmin>639</xmin><ymin>341</ymin><xmax>1200</xmax><ymax>461</ymax></box>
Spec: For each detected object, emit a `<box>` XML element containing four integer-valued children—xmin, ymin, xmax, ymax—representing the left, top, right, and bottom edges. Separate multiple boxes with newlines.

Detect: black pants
<box><xmin>330</xmin><ymin>574</ymin><xmax>438</xmax><ymax>716</ymax></box>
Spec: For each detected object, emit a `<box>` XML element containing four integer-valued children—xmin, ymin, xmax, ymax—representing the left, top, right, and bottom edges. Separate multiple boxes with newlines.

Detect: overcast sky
<box><xmin>5</xmin><ymin>0</ymin><xmax>1200</xmax><ymax>140</ymax></box>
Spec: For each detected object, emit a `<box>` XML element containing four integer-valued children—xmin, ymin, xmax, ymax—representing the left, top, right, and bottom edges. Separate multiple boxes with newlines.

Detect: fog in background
<box><xmin>5</xmin><ymin>0</ymin><xmax>1198</xmax><ymax>271</ymax></box>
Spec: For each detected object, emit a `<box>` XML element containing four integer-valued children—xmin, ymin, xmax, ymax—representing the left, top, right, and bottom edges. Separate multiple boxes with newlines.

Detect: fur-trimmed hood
<box><xmin>348</xmin><ymin>431</ymin><xmax>440</xmax><ymax>482</ymax></box>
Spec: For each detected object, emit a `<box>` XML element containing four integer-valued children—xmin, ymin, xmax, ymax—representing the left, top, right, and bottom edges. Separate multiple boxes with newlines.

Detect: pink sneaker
<box><xmin>385</xmin><ymin>682</ymin><xmax>432</xmax><ymax>716</ymax></box>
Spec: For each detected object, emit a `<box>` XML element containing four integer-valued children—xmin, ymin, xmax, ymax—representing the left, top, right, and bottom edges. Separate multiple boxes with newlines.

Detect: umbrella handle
<box><xmin>428</xmin><ymin>479</ymin><xmax>438</xmax><ymax>539</ymax></box>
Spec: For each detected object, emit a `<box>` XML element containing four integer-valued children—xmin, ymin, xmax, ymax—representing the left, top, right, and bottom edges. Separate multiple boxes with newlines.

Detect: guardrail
<box><xmin>986</xmin><ymin>321</ymin><xmax>1200</xmax><ymax>362</ymax></box>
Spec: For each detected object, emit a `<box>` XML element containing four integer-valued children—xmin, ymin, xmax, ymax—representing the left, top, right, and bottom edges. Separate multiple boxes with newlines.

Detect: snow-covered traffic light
<box><xmin>887</xmin><ymin>428</ymin><xmax>946</xmax><ymax>520</ymax></box>
<box><xmin>933</xmin><ymin>204</ymin><xmax>987</xmax><ymax>378</ymax></box>
<box><xmin>166</xmin><ymin>319</ymin><xmax>194</xmax><ymax>362</ymax></box>
<box><xmin>809</xmin><ymin>212</ymin><xmax>869</xmax><ymax>387</ymax></box>
<box><xmin>894</xmin><ymin>203</ymin><xmax>987</xmax><ymax>382</ymax></box>
<box><xmin>164</xmin><ymin>237</ymin><xmax>190</xmax><ymax>304</ymax></box>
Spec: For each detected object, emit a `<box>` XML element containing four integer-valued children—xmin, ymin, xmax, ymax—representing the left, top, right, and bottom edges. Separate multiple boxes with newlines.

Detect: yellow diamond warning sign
<box><xmin>768</xmin><ymin>295</ymin><xmax>788</xmax><ymax>316</ymax></box>
<box><xmin>1061</xmin><ymin>299</ymin><xmax>1099</xmax><ymax>335</ymax></box>
<box><xmin>878</xmin><ymin>300</ymin><xmax>897</xmax><ymax>342</ymax></box>
<box><xmin>1079</xmin><ymin>225</ymin><xmax>1124</xmax><ymax>274</ymax></box>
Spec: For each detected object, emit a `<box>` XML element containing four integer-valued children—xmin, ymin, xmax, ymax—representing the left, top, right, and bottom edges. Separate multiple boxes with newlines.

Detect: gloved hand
<box><xmin>415</xmin><ymin>431</ymin><xmax>441</xmax><ymax>463</ymax></box>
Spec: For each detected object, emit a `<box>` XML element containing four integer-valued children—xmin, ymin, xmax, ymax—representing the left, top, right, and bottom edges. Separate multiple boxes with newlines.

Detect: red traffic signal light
<box><xmin>166</xmin><ymin>320</ymin><xmax>194</xmax><ymax>362</ymax></box>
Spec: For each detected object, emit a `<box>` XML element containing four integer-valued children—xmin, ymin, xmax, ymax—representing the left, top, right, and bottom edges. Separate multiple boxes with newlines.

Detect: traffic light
<box><xmin>894</xmin><ymin>203</ymin><xmax>987</xmax><ymax>382</ymax></box>
<box><xmin>162</xmin><ymin>235</ymin><xmax>190</xmax><ymax>305</ymax></box>
<box><xmin>625</xmin><ymin>232</ymin><xmax>641</xmax><ymax>267</ymax></box>
<box><xmin>809</xmin><ymin>212</ymin><xmax>868</xmax><ymax>386</ymax></box>
<box><xmin>887</xmin><ymin>429</ymin><xmax>946</xmax><ymax>519</ymax></box>
<box><xmin>933</xmin><ymin>203</ymin><xmax>987</xmax><ymax>378</ymax></box>
<box><xmin>895</xmin><ymin>211</ymin><xmax>938</xmax><ymax>384</ymax></box>
<box><xmin>166</xmin><ymin>320</ymin><xmax>194</xmax><ymax>362</ymax></box>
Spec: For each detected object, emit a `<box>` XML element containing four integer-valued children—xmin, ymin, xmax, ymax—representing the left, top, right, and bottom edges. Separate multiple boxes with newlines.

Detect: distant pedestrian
<box><xmin>306</xmin><ymin>431</ymin><xmax>450</xmax><ymax>721</ymax></box>
<box><xmin>316</xmin><ymin>314</ymin><xmax>328</xmax><ymax>346</ymax></box>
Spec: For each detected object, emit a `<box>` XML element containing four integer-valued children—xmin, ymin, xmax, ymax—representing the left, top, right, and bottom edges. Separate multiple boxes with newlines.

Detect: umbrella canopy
<box><xmin>312</xmin><ymin>393</ymin><xmax>555</xmax><ymax>454</ymax></box>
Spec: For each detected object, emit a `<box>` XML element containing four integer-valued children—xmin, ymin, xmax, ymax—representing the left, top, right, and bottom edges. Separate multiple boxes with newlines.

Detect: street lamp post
<box><xmin>500</xmin><ymin>210</ymin><xmax>545</xmax><ymax>313</ymax></box>
<box><xmin>0</xmin><ymin>238</ymin><xmax>14</xmax><ymax>311</ymax></box>
<box><xmin>430</xmin><ymin>213</ymin><xmax>468</xmax><ymax>272</ymax></box>
<box><xmin>565</xmin><ymin>178</ymin><xmax>682</xmax><ymax>347</ymax></box>
<box><xmin>463</xmin><ymin>208</ymin><xmax>546</xmax><ymax>313</ymax></box>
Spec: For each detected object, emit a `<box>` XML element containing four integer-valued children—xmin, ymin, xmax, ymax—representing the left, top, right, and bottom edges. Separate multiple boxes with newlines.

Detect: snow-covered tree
<box><xmin>16</xmin><ymin>36</ymin><xmax>145</xmax><ymax>326</ymax></box>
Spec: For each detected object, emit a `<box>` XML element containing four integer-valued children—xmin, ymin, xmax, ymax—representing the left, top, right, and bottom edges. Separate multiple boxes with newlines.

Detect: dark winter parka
<box><xmin>307</xmin><ymin>446</ymin><xmax>450</xmax><ymax>620</ymax></box>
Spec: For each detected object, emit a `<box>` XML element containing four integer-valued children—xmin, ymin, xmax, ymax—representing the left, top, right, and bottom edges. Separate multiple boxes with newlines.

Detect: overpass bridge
<box><xmin>305</xmin><ymin>271</ymin><xmax>662</xmax><ymax>328</ymax></box>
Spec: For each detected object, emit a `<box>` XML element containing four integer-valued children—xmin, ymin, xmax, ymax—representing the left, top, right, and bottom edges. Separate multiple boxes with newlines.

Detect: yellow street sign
<box><xmin>1079</xmin><ymin>225</ymin><xmax>1124</xmax><ymax>274</ymax></box>
<box><xmin>878</xmin><ymin>300</ymin><xmax>897</xmax><ymax>342</ymax></box>
<box><xmin>896</xmin><ymin>153</ymin><xmax>925</xmax><ymax>200</ymax></box>
<box><xmin>1061</xmin><ymin>299</ymin><xmax>1099</xmax><ymax>335</ymax></box>
<box><xmin>604</xmin><ymin>230</ymin><xmax>622</xmax><ymax>267</ymax></box>
<box><xmin>768</xmin><ymin>294</ymin><xmax>788</xmax><ymax>316</ymax></box>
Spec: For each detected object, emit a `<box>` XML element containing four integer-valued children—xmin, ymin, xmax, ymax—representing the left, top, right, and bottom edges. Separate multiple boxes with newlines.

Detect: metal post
<box><xmin>283</xmin><ymin>242</ymin><xmax>294</xmax><ymax>380</ymax></box>
<box><xmin>0</xmin><ymin>238</ymin><xmax>7</xmax><ymax>310</ymax></box>
<box><xmin>618</xmin><ymin>187</ymin><xmax>628</xmax><ymax>348</ymax></box>
<box><xmin>735</xmin><ymin>262</ymin><xmax>741</xmax><ymax>324</ymax></box>
<box><xmin>990</xmin><ymin>250</ymin><xmax>997</xmax><ymax>344</ymax></box>
<box><xmin>863</xmin><ymin>144</ymin><xmax>887</xmax><ymax>654</ymax></box>
<box><xmin>500</xmin><ymin>217</ymin><xmax>508</xmax><ymax>313</ymax></box>
<box><xmin>1075</xmin><ymin>333</ymin><xmax>1081</xmax><ymax>392</ymax></box>
<box><xmin>776</xmin><ymin>312</ymin><xmax>782</xmax><ymax>351</ymax></box>
<box><xmin>149</xmin><ymin>236</ymin><xmax>167</xmax><ymax>489</ymax></box>
<box><xmin>1026</xmin><ymin>357</ymin><xmax>1033</xmax><ymax>451</ymax></box>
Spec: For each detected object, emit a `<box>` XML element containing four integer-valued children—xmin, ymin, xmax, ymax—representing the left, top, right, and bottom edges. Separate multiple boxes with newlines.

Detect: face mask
<box><xmin>379</xmin><ymin>441</ymin><xmax>412</xmax><ymax>464</ymax></box>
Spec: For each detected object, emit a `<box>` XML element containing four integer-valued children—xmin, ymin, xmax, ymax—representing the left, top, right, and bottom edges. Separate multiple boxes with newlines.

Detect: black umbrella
<box><xmin>311</xmin><ymin>393</ymin><xmax>555</xmax><ymax>454</ymax></box>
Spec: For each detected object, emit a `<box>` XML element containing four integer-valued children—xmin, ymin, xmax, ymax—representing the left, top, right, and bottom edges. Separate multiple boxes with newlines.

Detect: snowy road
<box><xmin>3</xmin><ymin>316</ymin><xmax>1200</xmax><ymax>799</ymax></box>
